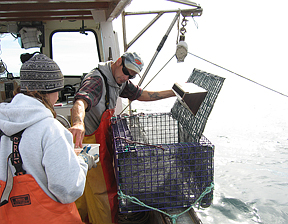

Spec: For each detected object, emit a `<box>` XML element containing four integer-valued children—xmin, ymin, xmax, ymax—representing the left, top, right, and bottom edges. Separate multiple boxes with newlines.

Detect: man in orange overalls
<box><xmin>69</xmin><ymin>52</ymin><xmax>175</xmax><ymax>224</ymax></box>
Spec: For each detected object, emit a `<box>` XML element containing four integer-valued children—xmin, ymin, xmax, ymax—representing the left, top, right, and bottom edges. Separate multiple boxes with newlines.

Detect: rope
<box><xmin>118</xmin><ymin>182</ymin><xmax>214</xmax><ymax>224</ymax></box>
<box><xmin>191</xmin><ymin>15</ymin><xmax>199</xmax><ymax>29</ymax></box>
<box><xmin>142</xmin><ymin>54</ymin><xmax>175</xmax><ymax>90</ymax></box>
<box><xmin>188</xmin><ymin>52</ymin><xmax>288</xmax><ymax>98</ymax></box>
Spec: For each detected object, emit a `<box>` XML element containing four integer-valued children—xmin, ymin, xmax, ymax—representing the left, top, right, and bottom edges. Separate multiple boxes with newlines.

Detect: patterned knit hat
<box><xmin>20</xmin><ymin>53</ymin><xmax>64</xmax><ymax>93</ymax></box>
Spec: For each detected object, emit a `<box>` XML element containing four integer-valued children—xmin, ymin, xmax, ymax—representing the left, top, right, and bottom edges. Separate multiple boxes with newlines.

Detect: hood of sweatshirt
<box><xmin>98</xmin><ymin>61</ymin><xmax>122</xmax><ymax>89</ymax></box>
<box><xmin>0</xmin><ymin>93</ymin><xmax>53</xmax><ymax>136</ymax></box>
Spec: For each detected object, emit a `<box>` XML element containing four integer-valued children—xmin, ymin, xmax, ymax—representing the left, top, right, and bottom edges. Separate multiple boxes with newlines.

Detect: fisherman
<box><xmin>0</xmin><ymin>53</ymin><xmax>98</xmax><ymax>223</ymax></box>
<box><xmin>69</xmin><ymin>52</ymin><xmax>175</xmax><ymax>224</ymax></box>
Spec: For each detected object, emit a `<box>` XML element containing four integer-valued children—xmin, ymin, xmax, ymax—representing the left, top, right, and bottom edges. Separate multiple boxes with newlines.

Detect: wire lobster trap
<box><xmin>112</xmin><ymin>113</ymin><xmax>214</xmax><ymax>213</ymax></box>
<box><xmin>112</xmin><ymin>68</ymin><xmax>224</xmax><ymax>213</ymax></box>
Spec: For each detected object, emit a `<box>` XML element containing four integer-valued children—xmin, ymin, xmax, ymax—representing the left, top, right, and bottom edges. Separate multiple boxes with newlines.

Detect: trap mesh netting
<box><xmin>111</xmin><ymin>68</ymin><xmax>225</xmax><ymax>213</ymax></box>
<box><xmin>172</xmin><ymin>68</ymin><xmax>226</xmax><ymax>143</ymax></box>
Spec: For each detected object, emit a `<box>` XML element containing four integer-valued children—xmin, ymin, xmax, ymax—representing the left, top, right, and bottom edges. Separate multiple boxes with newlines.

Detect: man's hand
<box><xmin>69</xmin><ymin>99</ymin><xmax>88</xmax><ymax>148</ymax></box>
<box><xmin>69</xmin><ymin>122</ymin><xmax>85</xmax><ymax>148</ymax></box>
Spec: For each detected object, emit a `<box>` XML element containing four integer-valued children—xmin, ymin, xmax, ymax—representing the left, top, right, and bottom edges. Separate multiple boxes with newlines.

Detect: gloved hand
<box><xmin>78</xmin><ymin>145</ymin><xmax>99</xmax><ymax>170</ymax></box>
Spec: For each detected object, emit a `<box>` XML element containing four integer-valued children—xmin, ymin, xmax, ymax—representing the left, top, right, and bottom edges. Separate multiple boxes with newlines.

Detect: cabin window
<box><xmin>51</xmin><ymin>31</ymin><xmax>100</xmax><ymax>77</ymax></box>
<box><xmin>0</xmin><ymin>34</ymin><xmax>40</xmax><ymax>78</ymax></box>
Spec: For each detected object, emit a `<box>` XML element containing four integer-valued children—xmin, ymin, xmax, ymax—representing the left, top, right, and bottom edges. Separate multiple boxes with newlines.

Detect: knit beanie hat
<box><xmin>20</xmin><ymin>53</ymin><xmax>64</xmax><ymax>93</ymax></box>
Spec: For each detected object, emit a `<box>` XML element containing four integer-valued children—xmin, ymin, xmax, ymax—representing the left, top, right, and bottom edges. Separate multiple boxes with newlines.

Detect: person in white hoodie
<box><xmin>0</xmin><ymin>53</ymin><xmax>97</xmax><ymax>223</ymax></box>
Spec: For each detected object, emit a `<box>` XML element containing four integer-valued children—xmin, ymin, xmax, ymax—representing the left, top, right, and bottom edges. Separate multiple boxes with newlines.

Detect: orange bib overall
<box><xmin>0</xmin><ymin>175</ymin><xmax>83</xmax><ymax>224</ymax></box>
<box><xmin>0</xmin><ymin>130</ymin><xmax>83</xmax><ymax>224</ymax></box>
<box><xmin>75</xmin><ymin>109</ymin><xmax>118</xmax><ymax>224</ymax></box>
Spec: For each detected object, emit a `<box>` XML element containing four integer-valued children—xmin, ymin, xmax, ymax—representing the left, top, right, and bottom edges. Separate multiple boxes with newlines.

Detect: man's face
<box><xmin>114</xmin><ymin>58</ymin><xmax>137</xmax><ymax>85</ymax></box>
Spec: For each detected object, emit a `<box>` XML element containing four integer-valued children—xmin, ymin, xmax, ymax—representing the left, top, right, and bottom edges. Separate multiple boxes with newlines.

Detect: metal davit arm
<box><xmin>137</xmin><ymin>11</ymin><xmax>181</xmax><ymax>87</ymax></box>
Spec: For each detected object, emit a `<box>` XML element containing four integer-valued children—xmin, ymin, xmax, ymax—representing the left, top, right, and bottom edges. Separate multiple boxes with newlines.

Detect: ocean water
<box><xmin>128</xmin><ymin>69</ymin><xmax>288</xmax><ymax>224</ymax></box>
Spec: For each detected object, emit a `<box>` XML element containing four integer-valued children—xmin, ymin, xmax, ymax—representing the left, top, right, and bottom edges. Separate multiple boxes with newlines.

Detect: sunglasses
<box><xmin>121</xmin><ymin>58</ymin><xmax>136</xmax><ymax>79</ymax></box>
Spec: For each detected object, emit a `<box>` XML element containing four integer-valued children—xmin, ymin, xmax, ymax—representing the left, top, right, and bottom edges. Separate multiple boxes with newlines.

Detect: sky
<box><xmin>112</xmin><ymin>0</ymin><xmax>288</xmax><ymax>97</ymax></box>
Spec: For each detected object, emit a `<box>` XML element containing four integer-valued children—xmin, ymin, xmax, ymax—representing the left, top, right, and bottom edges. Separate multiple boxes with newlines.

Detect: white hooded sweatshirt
<box><xmin>0</xmin><ymin>93</ymin><xmax>87</xmax><ymax>204</ymax></box>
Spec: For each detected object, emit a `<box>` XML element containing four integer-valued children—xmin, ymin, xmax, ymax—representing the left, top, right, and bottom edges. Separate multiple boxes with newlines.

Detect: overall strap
<box><xmin>97</xmin><ymin>68</ymin><xmax>110</xmax><ymax>110</ymax></box>
<box><xmin>0</xmin><ymin>129</ymin><xmax>26</xmax><ymax>207</ymax></box>
<box><xmin>10</xmin><ymin>130</ymin><xmax>26</xmax><ymax>176</ymax></box>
